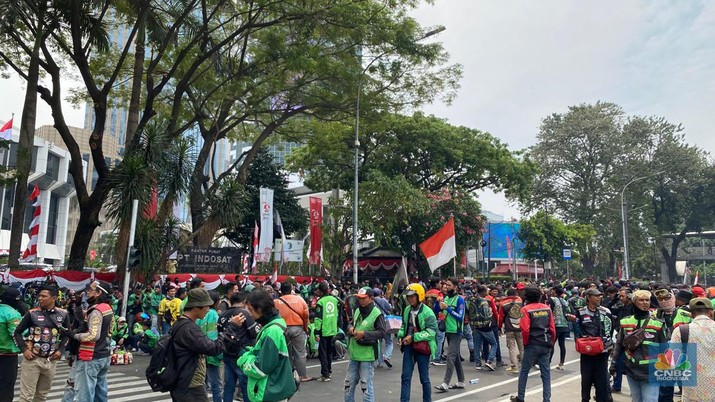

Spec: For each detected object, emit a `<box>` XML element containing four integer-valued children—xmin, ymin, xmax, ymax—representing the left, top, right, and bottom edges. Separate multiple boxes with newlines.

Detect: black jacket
<box><xmin>170</xmin><ymin>316</ymin><xmax>230</xmax><ymax>393</ymax></box>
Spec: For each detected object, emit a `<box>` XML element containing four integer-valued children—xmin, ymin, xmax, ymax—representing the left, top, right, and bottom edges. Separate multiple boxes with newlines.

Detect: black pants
<box><xmin>171</xmin><ymin>386</ymin><xmax>210</xmax><ymax>402</ymax></box>
<box><xmin>0</xmin><ymin>355</ymin><xmax>18</xmax><ymax>402</ymax></box>
<box><xmin>580</xmin><ymin>353</ymin><xmax>611</xmax><ymax>402</ymax></box>
<box><xmin>318</xmin><ymin>335</ymin><xmax>334</xmax><ymax>378</ymax></box>
<box><xmin>550</xmin><ymin>328</ymin><xmax>569</xmax><ymax>365</ymax></box>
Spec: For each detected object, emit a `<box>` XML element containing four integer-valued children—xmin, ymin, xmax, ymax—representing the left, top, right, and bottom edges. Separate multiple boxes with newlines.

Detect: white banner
<box><xmin>258</xmin><ymin>188</ymin><xmax>274</xmax><ymax>262</ymax></box>
<box><xmin>274</xmin><ymin>239</ymin><xmax>304</xmax><ymax>262</ymax></box>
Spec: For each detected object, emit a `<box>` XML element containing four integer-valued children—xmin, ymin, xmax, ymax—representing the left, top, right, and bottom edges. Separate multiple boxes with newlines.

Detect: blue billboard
<box><xmin>483</xmin><ymin>222</ymin><xmax>523</xmax><ymax>260</ymax></box>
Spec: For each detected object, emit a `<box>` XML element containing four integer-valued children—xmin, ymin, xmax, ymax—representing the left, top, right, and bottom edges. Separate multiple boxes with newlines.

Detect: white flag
<box><xmin>258</xmin><ymin>188</ymin><xmax>274</xmax><ymax>262</ymax></box>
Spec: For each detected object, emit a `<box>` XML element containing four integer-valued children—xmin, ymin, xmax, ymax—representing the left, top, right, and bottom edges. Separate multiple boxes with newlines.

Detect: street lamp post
<box><xmin>620</xmin><ymin>170</ymin><xmax>665</xmax><ymax>280</ymax></box>
<box><xmin>352</xmin><ymin>26</ymin><xmax>445</xmax><ymax>285</ymax></box>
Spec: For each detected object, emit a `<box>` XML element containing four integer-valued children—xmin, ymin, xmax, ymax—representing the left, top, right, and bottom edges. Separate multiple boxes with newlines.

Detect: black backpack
<box><xmin>467</xmin><ymin>296</ymin><xmax>493</xmax><ymax>329</ymax></box>
<box><xmin>145</xmin><ymin>319</ymin><xmax>191</xmax><ymax>392</ymax></box>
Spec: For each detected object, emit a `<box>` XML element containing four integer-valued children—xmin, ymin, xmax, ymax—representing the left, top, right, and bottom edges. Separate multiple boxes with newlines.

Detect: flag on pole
<box><xmin>242</xmin><ymin>253</ymin><xmax>249</xmax><ymax>274</ymax></box>
<box><xmin>309</xmin><ymin>197</ymin><xmax>322</xmax><ymax>265</ymax></box>
<box><xmin>270</xmin><ymin>265</ymin><xmax>278</xmax><ymax>284</ymax></box>
<box><xmin>392</xmin><ymin>256</ymin><xmax>409</xmax><ymax>290</ymax></box>
<box><xmin>0</xmin><ymin>118</ymin><xmax>12</xmax><ymax>140</ymax></box>
<box><xmin>274</xmin><ymin>209</ymin><xmax>287</xmax><ymax>263</ymax></box>
<box><xmin>419</xmin><ymin>217</ymin><xmax>457</xmax><ymax>273</ymax></box>
<box><xmin>694</xmin><ymin>271</ymin><xmax>700</xmax><ymax>286</ymax></box>
<box><xmin>251</xmin><ymin>221</ymin><xmax>259</xmax><ymax>273</ymax></box>
<box><xmin>21</xmin><ymin>184</ymin><xmax>41</xmax><ymax>262</ymax></box>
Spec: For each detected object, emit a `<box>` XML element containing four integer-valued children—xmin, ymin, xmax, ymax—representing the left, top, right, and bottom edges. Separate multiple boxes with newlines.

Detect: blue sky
<box><xmin>411</xmin><ymin>0</ymin><xmax>715</xmax><ymax>219</ymax></box>
<box><xmin>0</xmin><ymin>1</ymin><xmax>713</xmax><ymax>220</ymax></box>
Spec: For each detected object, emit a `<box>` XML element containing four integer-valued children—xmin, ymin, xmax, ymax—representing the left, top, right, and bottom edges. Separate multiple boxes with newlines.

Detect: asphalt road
<box><xmin>20</xmin><ymin>336</ymin><xmax>623</xmax><ymax>401</ymax></box>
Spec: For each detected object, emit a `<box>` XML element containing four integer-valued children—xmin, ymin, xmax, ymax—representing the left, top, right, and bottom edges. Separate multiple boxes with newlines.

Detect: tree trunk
<box><xmin>581</xmin><ymin>254</ymin><xmax>595</xmax><ymax>278</ymax></box>
<box><xmin>125</xmin><ymin>12</ymin><xmax>146</xmax><ymax>148</ymax></box>
<box><xmin>67</xmin><ymin>197</ymin><xmax>103</xmax><ymax>270</ymax></box>
<box><xmin>189</xmin><ymin>137</ymin><xmax>214</xmax><ymax>245</ymax></box>
<box><xmin>660</xmin><ymin>232</ymin><xmax>685</xmax><ymax>283</ymax></box>
<box><xmin>8</xmin><ymin>21</ymin><xmax>44</xmax><ymax>269</ymax></box>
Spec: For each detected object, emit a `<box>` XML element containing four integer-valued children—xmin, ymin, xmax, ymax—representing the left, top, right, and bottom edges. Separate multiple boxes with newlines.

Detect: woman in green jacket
<box><xmin>397</xmin><ymin>283</ymin><xmax>438</xmax><ymax>402</ymax></box>
<box><xmin>237</xmin><ymin>290</ymin><xmax>297</xmax><ymax>402</ymax></box>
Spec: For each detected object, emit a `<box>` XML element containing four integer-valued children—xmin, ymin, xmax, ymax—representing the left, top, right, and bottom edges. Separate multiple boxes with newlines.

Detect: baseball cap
<box><xmin>516</xmin><ymin>283</ymin><xmax>526</xmax><ymax>290</ymax></box>
<box><xmin>585</xmin><ymin>288</ymin><xmax>603</xmax><ymax>296</ymax></box>
<box><xmin>356</xmin><ymin>287</ymin><xmax>374</xmax><ymax>299</ymax></box>
<box><xmin>692</xmin><ymin>286</ymin><xmax>706</xmax><ymax>298</ymax></box>
<box><xmin>689</xmin><ymin>297</ymin><xmax>713</xmax><ymax>311</ymax></box>
<box><xmin>676</xmin><ymin>290</ymin><xmax>693</xmax><ymax>303</ymax></box>
<box><xmin>185</xmin><ymin>288</ymin><xmax>215</xmax><ymax>308</ymax></box>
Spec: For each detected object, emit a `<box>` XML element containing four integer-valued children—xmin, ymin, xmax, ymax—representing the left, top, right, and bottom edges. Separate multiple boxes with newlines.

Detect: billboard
<box><xmin>483</xmin><ymin>222</ymin><xmax>524</xmax><ymax>260</ymax></box>
<box><xmin>176</xmin><ymin>247</ymin><xmax>241</xmax><ymax>273</ymax></box>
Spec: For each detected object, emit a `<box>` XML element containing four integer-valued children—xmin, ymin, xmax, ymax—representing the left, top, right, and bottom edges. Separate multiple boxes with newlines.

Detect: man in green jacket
<box><xmin>315</xmin><ymin>282</ymin><xmax>340</xmax><ymax>382</ymax></box>
<box><xmin>0</xmin><ymin>286</ymin><xmax>22</xmax><ymax>402</ymax></box>
<box><xmin>344</xmin><ymin>287</ymin><xmax>386</xmax><ymax>402</ymax></box>
<box><xmin>397</xmin><ymin>283</ymin><xmax>437</xmax><ymax>402</ymax></box>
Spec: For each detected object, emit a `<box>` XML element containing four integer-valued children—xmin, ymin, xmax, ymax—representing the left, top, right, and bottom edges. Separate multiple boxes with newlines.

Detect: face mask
<box><xmin>447</xmin><ymin>289</ymin><xmax>456</xmax><ymax>297</ymax></box>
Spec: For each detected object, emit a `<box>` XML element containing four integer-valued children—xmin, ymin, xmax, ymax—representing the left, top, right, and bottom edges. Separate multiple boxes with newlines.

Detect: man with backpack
<box><xmin>147</xmin><ymin>288</ymin><xmax>241</xmax><ymax>402</ymax></box>
<box><xmin>469</xmin><ymin>285</ymin><xmax>498</xmax><ymax>371</ymax></box>
<box><xmin>500</xmin><ymin>289</ymin><xmax>524</xmax><ymax>373</ymax></box>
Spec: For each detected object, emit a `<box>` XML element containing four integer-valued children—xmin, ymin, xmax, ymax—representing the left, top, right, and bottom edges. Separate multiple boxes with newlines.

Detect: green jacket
<box><xmin>197</xmin><ymin>309</ymin><xmax>222</xmax><ymax>367</ymax></box>
<box><xmin>397</xmin><ymin>303</ymin><xmax>438</xmax><ymax>359</ymax></box>
<box><xmin>0</xmin><ymin>304</ymin><xmax>21</xmax><ymax>354</ymax></box>
<box><xmin>348</xmin><ymin>306</ymin><xmax>383</xmax><ymax>362</ymax></box>
<box><xmin>612</xmin><ymin>314</ymin><xmax>668</xmax><ymax>381</ymax></box>
<box><xmin>315</xmin><ymin>295</ymin><xmax>339</xmax><ymax>337</ymax></box>
<box><xmin>237</xmin><ymin>315</ymin><xmax>297</xmax><ymax>402</ymax></box>
<box><xmin>146</xmin><ymin>292</ymin><xmax>162</xmax><ymax>315</ymax></box>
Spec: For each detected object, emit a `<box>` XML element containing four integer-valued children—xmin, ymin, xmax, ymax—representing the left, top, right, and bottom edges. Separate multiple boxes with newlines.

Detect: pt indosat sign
<box><xmin>176</xmin><ymin>247</ymin><xmax>240</xmax><ymax>273</ymax></box>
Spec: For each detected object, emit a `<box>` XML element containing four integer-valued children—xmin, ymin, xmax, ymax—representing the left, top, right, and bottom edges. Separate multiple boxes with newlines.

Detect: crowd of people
<box><xmin>1</xmin><ymin>274</ymin><xmax>714</xmax><ymax>402</ymax></box>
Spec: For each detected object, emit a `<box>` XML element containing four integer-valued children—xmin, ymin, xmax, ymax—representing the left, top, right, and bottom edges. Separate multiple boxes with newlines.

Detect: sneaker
<box><xmin>505</xmin><ymin>366</ymin><xmax>517</xmax><ymax>373</ymax></box>
<box><xmin>431</xmin><ymin>360</ymin><xmax>446</xmax><ymax>366</ymax></box>
<box><xmin>510</xmin><ymin>396</ymin><xmax>524</xmax><ymax>402</ymax></box>
<box><xmin>131</xmin><ymin>348</ymin><xmax>137</xmax><ymax>352</ymax></box>
<box><xmin>434</xmin><ymin>383</ymin><xmax>450</xmax><ymax>392</ymax></box>
<box><xmin>377</xmin><ymin>364</ymin><xmax>384</xmax><ymax>368</ymax></box>
<box><xmin>485</xmin><ymin>361</ymin><xmax>496</xmax><ymax>371</ymax></box>
<box><xmin>384</xmin><ymin>358</ymin><xmax>393</xmax><ymax>368</ymax></box>
<box><xmin>475</xmin><ymin>365</ymin><xmax>483</xmax><ymax>370</ymax></box>
<box><xmin>497</xmin><ymin>361</ymin><xmax>509</xmax><ymax>367</ymax></box>
<box><xmin>316</xmin><ymin>376</ymin><xmax>331</xmax><ymax>382</ymax></box>
<box><xmin>556</xmin><ymin>364</ymin><xmax>565</xmax><ymax>370</ymax></box>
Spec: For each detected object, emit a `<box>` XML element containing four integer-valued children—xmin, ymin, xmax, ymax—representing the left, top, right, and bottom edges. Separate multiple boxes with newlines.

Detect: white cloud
<box><xmin>412</xmin><ymin>0</ymin><xmax>715</xmax><ymax>218</ymax></box>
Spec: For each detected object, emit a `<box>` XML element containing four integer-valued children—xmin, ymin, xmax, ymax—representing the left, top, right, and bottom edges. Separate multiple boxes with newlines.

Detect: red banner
<box><xmin>309</xmin><ymin>197</ymin><xmax>322</xmax><ymax>265</ymax></box>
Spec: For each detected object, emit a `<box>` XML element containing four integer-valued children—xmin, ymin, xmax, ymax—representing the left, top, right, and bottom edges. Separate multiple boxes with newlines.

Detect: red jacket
<box><xmin>520</xmin><ymin>302</ymin><xmax>556</xmax><ymax>347</ymax></box>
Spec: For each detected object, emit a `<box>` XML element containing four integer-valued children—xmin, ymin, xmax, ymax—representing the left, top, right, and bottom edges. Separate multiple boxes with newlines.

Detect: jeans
<box><xmin>400</xmin><ymin>344</ymin><xmax>431</xmax><ymax>402</ymax></box>
<box><xmin>491</xmin><ymin>326</ymin><xmax>503</xmax><ymax>363</ymax></box>
<box><xmin>319</xmin><ymin>335</ymin><xmax>334</xmax><ymax>378</ymax></box>
<box><xmin>550</xmin><ymin>328</ymin><xmax>569</xmax><ymax>365</ymax></box>
<box><xmin>384</xmin><ymin>334</ymin><xmax>395</xmax><ymax>365</ymax></box>
<box><xmin>612</xmin><ymin>350</ymin><xmax>626</xmax><ymax>391</ymax></box>
<box><xmin>73</xmin><ymin>356</ymin><xmax>110</xmax><ymax>402</ymax></box>
<box><xmin>162</xmin><ymin>322</ymin><xmax>171</xmax><ymax>336</ymax></box>
<box><xmin>474</xmin><ymin>328</ymin><xmax>497</xmax><ymax>364</ymax></box>
<box><xmin>443</xmin><ymin>333</ymin><xmax>465</xmax><ymax>384</ymax></box>
<box><xmin>463</xmin><ymin>324</ymin><xmax>474</xmax><ymax>352</ymax></box>
<box><xmin>60</xmin><ymin>358</ymin><xmax>79</xmax><ymax>402</ymax></box>
<box><xmin>517</xmin><ymin>344</ymin><xmax>551</xmax><ymax>402</ymax></box>
<box><xmin>344</xmin><ymin>360</ymin><xmax>375</xmax><ymax>402</ymax></box>
<box><xmin>434</xmin><ymin>327</ymin><xmax>445</xmax><ymax>361</ymax></box>
<box><xmin>223</xmin><ymin>358</ymin><xmax>249</xmax><ymax>402</ymax></box>
<box><xmin>151</xmin><ymin>313</ymin><xmax>159</xmax><ymax>332</ymax></box>
<box><xmin>206</xmin><ymin>363</ymin><xmax>222</xmax><ymax>402</ymax></box>
<box><xmin>285</xmin><ymin>326</ymin><xmax>308</xmax><ymax>377</ymax></box>
<box><xmin>0</xmin><ymin>355</ymin><xmax>18</xmax><ymax>402</ymax></box>
<box><xmin>627</xmin><ymin>377</ymin><xmax>659</xmax><ymax>402</ymax></box>
<box><xmin>580</xmin><ymin>353</ymin><xmax>609</xmax><ymax>402</ymax></box>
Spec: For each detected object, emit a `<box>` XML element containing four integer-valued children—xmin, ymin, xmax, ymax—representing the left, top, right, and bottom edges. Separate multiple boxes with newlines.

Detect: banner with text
<box><xmin>176</xmin><ymin>247</ymin><xmax>241</xmax><ymax>273</ymax></box>
<box><xmin>258</xmin><ymin>188</ymin><xmax>274</xmax><ymax>262</ymax></box>
<box><xmin>309</xmin><ymin>197</ymin><xmax>322</xmax><ymax>265</ymax></box>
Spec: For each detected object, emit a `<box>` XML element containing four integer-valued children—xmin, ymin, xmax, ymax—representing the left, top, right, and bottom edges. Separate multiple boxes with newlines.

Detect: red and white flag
<box><xmin>419</xmin><ymin>217</ymin><xmax>456</xmax><ymax>273</ymax></box>
<box><xmin>694</xmin><ymin>271</ymin><xmax>700</xmax><ymax>286</ymax></box>
<box><xmin>0</xmin><ymin>118</ymin><xmax>12</xmax><ymax>140</ymax></box>
<box><xmin>21</xmin><ymin>184</ymin><xmax>41</xmax><ymax>261</ymax></box>
<box><xmin>242</xmin><ymin>253</ymin><xmax>249</xmax><ymax>274</ymax></box>
<box><xmin>270</xmin><ymin>265</ymin><xmax>278</xmax><ymax>284</ymax></box>
<box><xmin>308</xmin><ymin>197</ymin><xmax>322</xmax><ymax>265</ymax></box>
<box><xmin>251</xmin><ymin>221</ymin><xmax>259</xmax><ymax>273</ymax></box>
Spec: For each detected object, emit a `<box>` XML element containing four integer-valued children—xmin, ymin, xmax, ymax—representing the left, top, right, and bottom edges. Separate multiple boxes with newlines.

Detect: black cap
<box><xmin>676</xmin><ymin>290</ymin><xmax>694</xmax><ymax>303</ymax></box>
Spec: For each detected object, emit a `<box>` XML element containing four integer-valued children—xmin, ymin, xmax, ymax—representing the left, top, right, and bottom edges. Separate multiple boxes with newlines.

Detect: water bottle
<box><xmin>469</xmin><ymin>378</ymin><xmax>479</xmax><ymax>385</ymax></box>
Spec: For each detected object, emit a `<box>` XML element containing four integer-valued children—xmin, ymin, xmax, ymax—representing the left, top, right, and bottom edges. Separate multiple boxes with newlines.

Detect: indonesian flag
<box><xmin>0</xmin><ymin>118</ymin><xmax>12</xmax><ymax>140</ymax></box>
<box><xmin>21</xmin><ymin>184</ymin><xmax>41</xmax><ymax>261</ymax></box>
<box><xmin>270</xmin><ymin>265</ymin><xmax>278</xmax><ymax>284</ymax></box>
<box><xmin>242</xmin><ymin>253</ymin><xmax>249</xmax><ymax>274</ymax></box>
<box><xmin>419</xmin><ymin>217</ymin><xmax>456</xmax><ymax>273</ymax></box>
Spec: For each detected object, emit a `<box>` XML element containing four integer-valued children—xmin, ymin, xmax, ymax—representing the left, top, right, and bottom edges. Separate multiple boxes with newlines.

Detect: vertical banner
<box><xmin>309</xmin><ymin>196</ymin><xmax>323</xmax><ymax>265</ymax></box>
<box><xmin>258</xmin><ymin>188</ymin><xmax>274</xmax><ymax>262</ymax></box>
